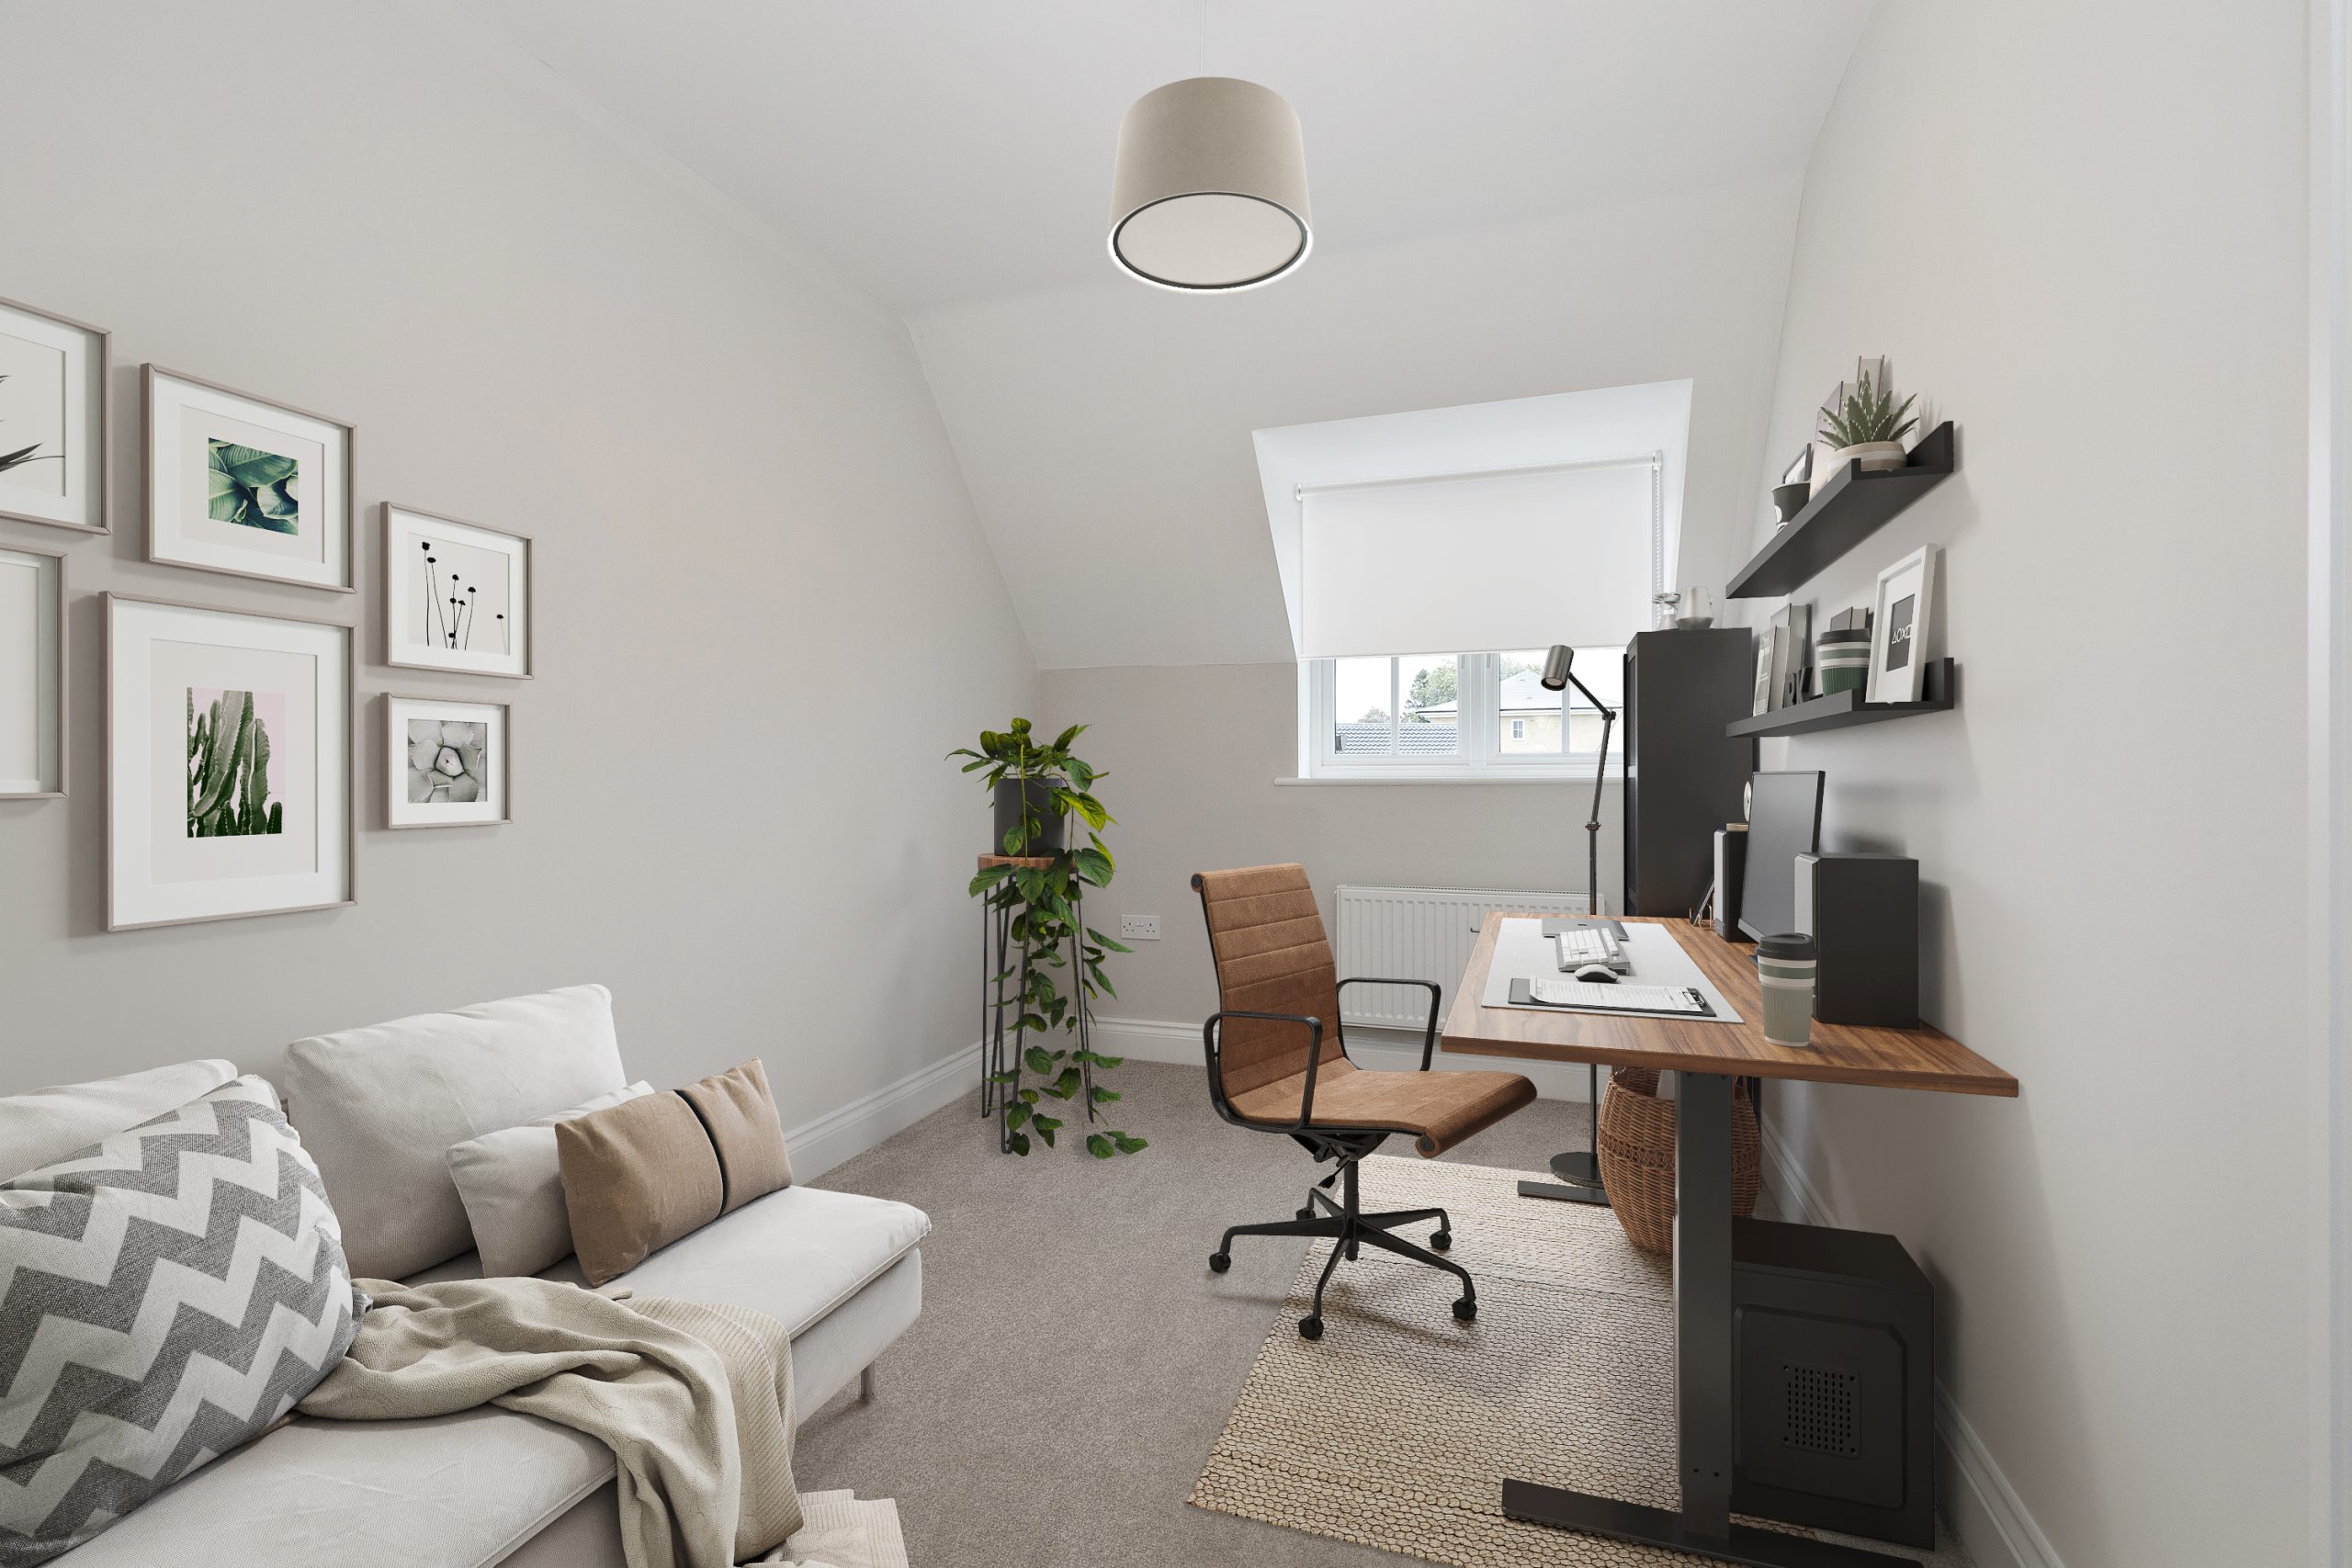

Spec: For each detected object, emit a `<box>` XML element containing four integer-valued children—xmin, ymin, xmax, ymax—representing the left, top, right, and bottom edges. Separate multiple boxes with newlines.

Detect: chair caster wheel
<box><xmin>1430</xmin><ymin>1230</ymin><xmax>1453</xmax><ymax>1251</ymax></box>
<box><xmin>1297</xmin><ymin>1315</ymin><xmax>1324</xmax><ymax>1340</ymax></box>
<box><xmin>1208</xmin><ymin>1252</ymin><xmax>1231</xmax><ymax>1273</ymax></box>
<box><xmin>1297</xmin><ymin>1205</ymin><xmax>1316</xmax><ymax>1221</ymax></box>
<box><xmin>1452</xmin><ymin>1298</ymin><xmax>1477</xmax><ymax>1322</ymax></box>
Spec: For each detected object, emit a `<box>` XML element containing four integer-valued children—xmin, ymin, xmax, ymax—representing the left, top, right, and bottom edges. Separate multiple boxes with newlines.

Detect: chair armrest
<box><xmin>1337</xmin><ymin>976</ymin><xmax>1443</xmax><ymax>1070</ymax></box>
<box><xmin>1203</xmin><ymin>1009</ymin><xmax>1326</xmax><ymax>1129</ymax></box>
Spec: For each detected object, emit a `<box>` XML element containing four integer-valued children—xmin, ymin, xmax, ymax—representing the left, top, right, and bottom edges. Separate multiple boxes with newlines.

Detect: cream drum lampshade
<box><xmin>1108</xmin><ymin>76</ymin><xmax>1312</xmax><ymax>291</ymax></box>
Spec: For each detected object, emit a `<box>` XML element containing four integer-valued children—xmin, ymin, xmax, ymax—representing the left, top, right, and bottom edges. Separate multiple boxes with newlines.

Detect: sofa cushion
<box><xmin>677</xmin><ymin>1059</ymin><xmax>792</xmax><ymax>1213</ymax></box>
<box><xmin>0</xmin><ymin>1077</ymin><xmax>364</xmax><ymax>1564</ymax></box>
<box><xmin>284</xmin><ymin>986</ymin><xmax>627</xmax><ymax>1280</ymax></box>
<box><xmin>447</xmin><ymin>1082</ymin><xmax>651</xmax><ymax>1280</ymax></box>
<box><xmin>556</xmin><ymin>1092</ymin><xmax>724</xmax><ymax>1286</ymax></box>
<box><xmin>0</xmin><ymin>1060</ymin><xmax>237</xmax><ymax>1181</ymax></box>
<box><xmin>543</xmin><ymin>1185</ymin><xmax>931</xmax><ymax>1337</ymax></box>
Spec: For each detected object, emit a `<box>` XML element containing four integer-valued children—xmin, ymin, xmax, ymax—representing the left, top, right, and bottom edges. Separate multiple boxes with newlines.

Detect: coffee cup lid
<box><xmin>1757</xmin><ymin>932</ymin><xmax>1816</xmax><ymax>959</ymax></box>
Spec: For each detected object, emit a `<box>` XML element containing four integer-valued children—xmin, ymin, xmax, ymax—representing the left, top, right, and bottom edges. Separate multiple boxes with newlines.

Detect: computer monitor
<box><xmin>1738</xmin><ymin>770</ymin><xmax>1825</xmax><ymax>942</ymax></box>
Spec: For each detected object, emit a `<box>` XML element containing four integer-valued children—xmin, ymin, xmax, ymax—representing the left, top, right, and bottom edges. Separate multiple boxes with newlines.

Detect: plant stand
<box><xmin>976</xmin><ymin>854</ymin><xmax>1102</xmax><ymax>1153</ymax></box>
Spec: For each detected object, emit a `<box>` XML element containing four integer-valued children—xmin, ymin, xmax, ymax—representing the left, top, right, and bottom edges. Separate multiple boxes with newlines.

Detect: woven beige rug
<box><xmin>1190</xmin><ymin>1156</ymin><xmax>1963</xmax><ymax>1567</ymax></box>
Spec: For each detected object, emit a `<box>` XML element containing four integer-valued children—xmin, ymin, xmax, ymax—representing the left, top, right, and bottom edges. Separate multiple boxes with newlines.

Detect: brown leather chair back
<box><xmin>1192</xmin><ymin>864</ymin><xmax>1346</xmax><ymax>1098</ymax></box>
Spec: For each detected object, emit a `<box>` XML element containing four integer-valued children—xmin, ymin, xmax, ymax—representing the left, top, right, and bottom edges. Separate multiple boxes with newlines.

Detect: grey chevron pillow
<box><xmin>0</xmin><ymin>1076</ymin><xmax>366</xmax><ymax>1565</ymax></box>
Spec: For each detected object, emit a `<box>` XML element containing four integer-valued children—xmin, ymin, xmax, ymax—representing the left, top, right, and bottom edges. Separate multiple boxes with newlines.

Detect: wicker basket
<box><xmin>1595</xmin><ymin>1068</ymin><xmax>1761</xmax><ymax>1256</ymax></box>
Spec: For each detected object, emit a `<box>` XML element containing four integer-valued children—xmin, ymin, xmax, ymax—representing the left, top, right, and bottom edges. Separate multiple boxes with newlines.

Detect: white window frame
<box><xmin>1301</xmin><ymin>649</ymin><xmax>1623</xmax><ymax>780</ymax></box>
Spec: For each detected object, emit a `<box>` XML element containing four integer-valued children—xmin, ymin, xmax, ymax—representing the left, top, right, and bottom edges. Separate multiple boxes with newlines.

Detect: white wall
<box><xmin>0</xmin><ymin>2</ymin><xmax>1036</xmax><ymax>1129</ymax></box>
<box><xmin>1747</xmin><ymin>3</ymin><xmax>2311</xmax><ymax>1564</ymax></box>
<box><xmin>914</xmin><ymin>169</ymin><xmax>1809</xmax><ymax>669</ymax></box>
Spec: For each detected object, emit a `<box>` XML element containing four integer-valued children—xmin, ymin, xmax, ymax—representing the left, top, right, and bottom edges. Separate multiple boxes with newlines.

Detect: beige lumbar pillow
<box><xmin>447</xmin><ymin>1081</ymin><xmax>651</xmax><ymax>1278</ymax></box>
<box><xmin>557</xmin><ymin>1092</ymin><xmax>724</xmax><ymax>1286</ymax></box>
<box><xmin>679</xmin><ymin>1058</ymin><xmax>792</xmax><ymax>1214</ymax></box>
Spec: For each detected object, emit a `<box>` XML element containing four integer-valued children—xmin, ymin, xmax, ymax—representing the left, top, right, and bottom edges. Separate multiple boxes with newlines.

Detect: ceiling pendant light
<box><xmin>1108</xmin><ymin>75</ymin><xmax>1312</xmax><ymax>292</ymax></box>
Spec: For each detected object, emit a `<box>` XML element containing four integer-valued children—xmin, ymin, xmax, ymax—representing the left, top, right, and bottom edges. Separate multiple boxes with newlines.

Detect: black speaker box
<box><xmin>1713</xmin><ymin>827</ymin><xmax>1747</xmax><ymax>941</ymax></box>
<box><xmin>1792</xmin><ymin>852</ymin><xmax>1918</xmax><ymax>1027</ymax></box>
<box><xmin>1731</xmin><ymin>1218</ymin><xmax>1935</xmax><ymax>1549</ymax></box>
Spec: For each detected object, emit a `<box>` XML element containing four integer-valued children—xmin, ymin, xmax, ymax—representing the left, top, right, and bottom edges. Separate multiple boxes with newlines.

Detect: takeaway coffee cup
<box><xmin>1757</xmin><ymin>932</ymin><xmax>1817</xmax><ymax>1047</ymax></box>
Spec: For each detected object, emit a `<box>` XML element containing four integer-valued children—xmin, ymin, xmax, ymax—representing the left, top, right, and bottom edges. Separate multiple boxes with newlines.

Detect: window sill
<box><xmin>1277</xmin><ymin>771</ymin><xmax>1628</xmax><ymax>787</ymax></box>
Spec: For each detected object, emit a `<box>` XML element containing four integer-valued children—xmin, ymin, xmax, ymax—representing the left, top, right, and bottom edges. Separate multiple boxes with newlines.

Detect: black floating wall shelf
<box><xmin>1726</xmin><ymin>422</ymin><xmax>1956</xmax><ymax>600</ymax></box>
<box><xmin>1726</xmin><ymin>659</ymin><xmax>1957</xmax><ymax>739</ymax></box>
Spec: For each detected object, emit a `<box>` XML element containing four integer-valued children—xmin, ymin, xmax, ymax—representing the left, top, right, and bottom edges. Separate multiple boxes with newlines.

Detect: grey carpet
<box><xmin>798</xmin><ymin>1059</ymin><xmax>1966</xmax><ymax>1568</ymax></box>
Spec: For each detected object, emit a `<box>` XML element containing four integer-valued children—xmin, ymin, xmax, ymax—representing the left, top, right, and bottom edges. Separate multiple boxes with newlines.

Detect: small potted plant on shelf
<box><xmin>1816</xmin><ymin>369</ymin><xmax>1919</xmax><ymax>479</ymax></box>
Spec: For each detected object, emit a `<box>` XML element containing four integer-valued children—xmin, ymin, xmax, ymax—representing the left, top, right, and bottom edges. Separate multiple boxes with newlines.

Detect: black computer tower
<box><xmin>1731</xmin><ymin>1218</ymin><xmax>1936</xmax><ymax>1549</ymax></box>
<box><xmin>1622</xmin><ymin>629</ymin><xmax>1756</xmax><ymax>918</ymax></box>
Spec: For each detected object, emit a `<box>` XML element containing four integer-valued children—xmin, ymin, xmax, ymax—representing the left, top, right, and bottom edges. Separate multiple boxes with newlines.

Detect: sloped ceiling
<box><xmin>458</xmin><ymin>0</ymin><xmax>1873</xmax><ymax>665</ymax></box>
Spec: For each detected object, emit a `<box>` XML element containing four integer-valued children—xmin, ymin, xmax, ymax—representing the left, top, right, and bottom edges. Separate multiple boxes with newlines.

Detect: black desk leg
<box><xmin>1502</xmin><ymin>1072</ymin><xmax>1918</xmax><ymax>1568</ymax></box>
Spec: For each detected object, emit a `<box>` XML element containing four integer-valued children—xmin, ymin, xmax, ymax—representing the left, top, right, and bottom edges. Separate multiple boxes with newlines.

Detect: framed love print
<box><xmin>143</xmin><ymin>365</ymin><xmax>355</xmax><ymax>592</ymax></box>
<box><xmin>386</xmin><ymin>694</ymin><xmax>509</xmax><ymax>829</ymax></box>
<box><xmin>0</xmin><ymin>544</ymin><xmax>66</xmax><ymax>796</ymax></box>
<box><xmin>0</xmin><ymin>295</ymin><xmax>108</xmax><ymax>534</ymax></box>
<box><xmin>383</xmin><ymin>502</ymin><xmax>532</xmax><ymax>677</ymax></box>
<box><xmin>107</xmin><ymin>593</ymin><xmax>355</xmax><ymax>930</ymax></box>
<box><xmin>1866</xmin><ymin>544</ymin><xmax>1942</xmax><ymax>703</ymax></box>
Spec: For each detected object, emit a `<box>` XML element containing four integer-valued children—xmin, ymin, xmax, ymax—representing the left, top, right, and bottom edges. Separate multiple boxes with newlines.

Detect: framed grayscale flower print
<box><xmin>143</xmin><ymin>366</ymin><xmax>355</xmax><ymax>592</ymax></box>
<box><xmin>106</xmin><ymin>594</ymin><xmax>355</xmax><ymax>930</ymax></box>
<box><xmin>0</xmin><ymin>543</ymin><xmax>66</xmax><ymax>797</ymax></box>
<box><xmin>386</xmin><ymin>694</ymin><xmax>509</xmax><ymax>829</ymax></box>
<box><xmin>383</xmin><ymin>502</ymin><xmax>532</xmax><ymax>678</ymax></box>
<box><xmin>0</xmin><ymin>295</ymin><xmax>109</xmax><ymax>535</ymax></box>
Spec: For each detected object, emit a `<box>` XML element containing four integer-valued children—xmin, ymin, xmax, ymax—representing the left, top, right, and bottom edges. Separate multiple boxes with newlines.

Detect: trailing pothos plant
<box><xmin>952</xmin><ymin>719</ymin><xmax>1146</xmax><ymax>1160</ymax></box>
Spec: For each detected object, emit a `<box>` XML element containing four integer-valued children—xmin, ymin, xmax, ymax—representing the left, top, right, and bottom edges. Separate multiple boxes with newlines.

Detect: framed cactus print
<box><xmin>385</xmin><ymin>694</ymin><xmax>509</xmax><ymax>829</ymax></box>
<box><xmin>0</xmin><ymin>295</ymin><xmax>109</xmax><ymax>535</ymax></box>
<box><xmin>383</xmin><ymin>502</ymin><xmax>532</xmax><ymax>678</ymax></box>
<box><xmin>143</xmin><ymin>366</ymin><xmax>355</xmax><ymax>592</ymax></box>
<box><xmin>106</xmin><ymin>593</ymin><xmax>355</xmax><ymax>931</ymax></box>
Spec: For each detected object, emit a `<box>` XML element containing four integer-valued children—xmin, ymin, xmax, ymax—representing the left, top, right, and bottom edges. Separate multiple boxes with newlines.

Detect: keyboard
<box><xmin>1555</xmin><ymin>926</ymin><xmax>1629</xmax><ymax>972</ymax></box>
<box><xmin>1527</xmin><ymin>976</ymin><xmax>1713</xmax><ymax>1015</ymax></box>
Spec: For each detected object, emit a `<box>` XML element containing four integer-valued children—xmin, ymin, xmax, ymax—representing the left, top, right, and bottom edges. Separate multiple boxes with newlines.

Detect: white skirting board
<box><xmin>785</xmin><ymin>1040</ymin><xmax>981</xmax><ymax>1182</ymax></box>
<box><xmin>1758</xmin><ymin>1126</ymin><xmax>2065</xmax><ymax>1568</ymax></box>
<box><xmin>1091</xmin><ymin>1015</ymin><xmax>1614</xmax><ymax>1101</ymax></box>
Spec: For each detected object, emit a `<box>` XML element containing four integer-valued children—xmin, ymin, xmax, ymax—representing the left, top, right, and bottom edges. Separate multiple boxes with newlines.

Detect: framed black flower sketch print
<box><xmin>382</xmin><ymin>502</ymin><xmax>532</xmax><ymax>678</ymax></box>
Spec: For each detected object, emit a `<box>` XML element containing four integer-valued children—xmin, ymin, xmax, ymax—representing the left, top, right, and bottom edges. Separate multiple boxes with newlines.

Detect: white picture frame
<box><xmin>386</xmin><ymin>694</ymin><xmax>510</xmax><ymax>829</ymax></box>
<box><xmin>106</xmin><ymin>593</ymin><xmax>355</xmax><ymax>931</ymax></box>
<box><xmin>1866</xmin><ymin>544</ymin><xmax>1942</xmax><ymax>703</ymax></box>
<box><xmin>0</xmin><ymin>544</ymin><xmax>66</xmax><ymax>797</ymax></box>
<box><xmin>0</xmin><ymin>296</ymin><xmax>109</xmax><ymax>535</ymax></box>
<box><xmin>382</xmin><ymin>502</ymin><xmax>533</xmax><ymax>678</ymax></box>
<box><xmin>143</xmin><ymin>365</ymin><xmax>355</xmax><ymax>592</ymax></box>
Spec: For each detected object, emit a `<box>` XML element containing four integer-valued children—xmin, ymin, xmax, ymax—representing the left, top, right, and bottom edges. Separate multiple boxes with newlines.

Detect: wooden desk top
<box><xmin>1442</xmin><ymin>913</ymin><xmax>2018</xmax><ymax>1097</ymax></box>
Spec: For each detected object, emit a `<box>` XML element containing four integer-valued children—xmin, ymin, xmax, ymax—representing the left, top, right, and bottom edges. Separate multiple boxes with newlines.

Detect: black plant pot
<box><xmin>991</xmin><ymin>775</ymin><xmax>1065</xmax><ymax>856</ymax></box>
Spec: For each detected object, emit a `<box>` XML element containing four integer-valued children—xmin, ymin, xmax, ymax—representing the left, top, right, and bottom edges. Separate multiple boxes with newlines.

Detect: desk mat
<box><xmin>1480</xmin><ymin>919</ymin><xmax>1745</xmax><ymax>1025</ymax></box>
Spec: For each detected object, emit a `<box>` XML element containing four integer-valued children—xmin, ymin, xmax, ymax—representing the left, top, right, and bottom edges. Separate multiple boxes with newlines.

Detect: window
<box><xmin>1304</xmin><ymin>648</ymin><xmax>1623</xmax><ymax>777</ymax></box>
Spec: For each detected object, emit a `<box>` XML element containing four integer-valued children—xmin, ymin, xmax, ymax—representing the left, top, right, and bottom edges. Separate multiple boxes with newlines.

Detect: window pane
<box><xmin>1566</xmin><ymin>647</ymin><xmax>1624</xmax><ymax>755</ymax></box>
<box><xmin>1333</xmin><ymin>656</ymin><xmax>1395</xmax><ymax>755</ymax></box>
<box><xmin>1397</xmin><ymin>654</ymin><xmax>1459</xmax><ymax>757</ymax></box>
<box><xmin>1497</xmin><ymin>649</ymin><xmax>1566</xmax><ymax>754</ymax></box>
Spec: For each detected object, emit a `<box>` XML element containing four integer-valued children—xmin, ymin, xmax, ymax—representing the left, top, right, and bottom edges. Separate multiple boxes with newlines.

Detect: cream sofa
<box><xmin>47</xmin><ymin>986</ymin><xmax>929</xmax><ymax>1568</ymax></box>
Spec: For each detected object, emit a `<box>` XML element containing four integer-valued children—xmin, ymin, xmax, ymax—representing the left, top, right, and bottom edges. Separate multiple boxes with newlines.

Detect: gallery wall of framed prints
<box><xmin>5</xmin><ymin>287</ymin><xmax>535</xmax><ymax>934</ymax></box>
<box><xmin>143</xmin><ymin>365</ymin><xmax>355</xmax><ymax>593</ymax></box>
<box><xmin>0</xmin><ymin>543</ymin><xmax>66</xmax><ymax>797</ymax></box>
<box><xmin>0</xmin><ymin>296</ymin><xmax>108</xmax><ymax>536</ymax></box>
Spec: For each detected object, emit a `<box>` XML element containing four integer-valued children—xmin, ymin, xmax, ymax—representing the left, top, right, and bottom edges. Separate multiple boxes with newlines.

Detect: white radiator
<box><xmin>1333</xmin><ymin>884</ymin><xmax>1592</xmax><ymax>1030</ymax></box>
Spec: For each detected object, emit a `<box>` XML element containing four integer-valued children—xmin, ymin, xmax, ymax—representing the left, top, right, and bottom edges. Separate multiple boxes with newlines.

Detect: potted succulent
<box><xmin>1816</xmin><ymin>370</ymin><xmax>1919</xmax><ymax>479</ymax></box>
<box><xmin>950</xmin><ymin>719</ymin><xmax>1145</xmax><ymax>1161</ymax></box>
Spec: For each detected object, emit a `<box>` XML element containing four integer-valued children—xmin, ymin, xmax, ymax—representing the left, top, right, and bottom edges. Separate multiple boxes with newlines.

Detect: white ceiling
<box><xmin>457</xmin><ymin>0</ymin><xmax>1875</xmax><ymax>316</ymax></box>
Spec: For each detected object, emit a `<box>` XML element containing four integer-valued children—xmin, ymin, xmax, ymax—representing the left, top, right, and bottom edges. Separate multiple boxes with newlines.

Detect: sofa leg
<box><xmin>859</xmin><ymin>1363</ymin><xmax>878</xmax><ymax>1404</ymax></box>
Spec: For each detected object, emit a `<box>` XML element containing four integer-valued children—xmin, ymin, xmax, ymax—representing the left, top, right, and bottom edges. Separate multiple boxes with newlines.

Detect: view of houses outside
<box><xmin>1331</xmin><ymin>649</ymin><xmax>1623</xmax><ymax>757</ymax></box>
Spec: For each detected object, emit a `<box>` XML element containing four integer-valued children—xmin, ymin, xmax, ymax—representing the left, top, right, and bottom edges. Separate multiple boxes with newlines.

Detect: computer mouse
<box><xmin>1571</xmin><ymin>964</ymin><xmax>1619</xmax><ymax>984</ymax></box>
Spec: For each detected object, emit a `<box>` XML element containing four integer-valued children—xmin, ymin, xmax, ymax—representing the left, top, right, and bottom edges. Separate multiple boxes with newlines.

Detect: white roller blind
<box><xmin>1298</xmin><ymin>460</ymin><xmax>1655</xmax><ymax>658</ymax></box>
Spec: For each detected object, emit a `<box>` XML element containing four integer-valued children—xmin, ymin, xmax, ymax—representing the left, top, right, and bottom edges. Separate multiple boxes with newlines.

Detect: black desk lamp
<box><xmin>1519</xmin><ymin>644</ymin><xmax>1620</xmax><ymax>1208</ymax></box>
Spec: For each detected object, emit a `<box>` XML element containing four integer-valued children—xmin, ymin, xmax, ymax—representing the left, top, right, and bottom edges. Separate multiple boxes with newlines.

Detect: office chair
<box><xmin>1192</xmin><ymin>864</ymin><xmax>1538</xmax><ymax>1338</ymax></box>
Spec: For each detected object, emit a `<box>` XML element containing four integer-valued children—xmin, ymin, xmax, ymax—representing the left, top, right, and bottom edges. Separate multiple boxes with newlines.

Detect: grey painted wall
<box><xmin>0</xmin><ymin>3</ymin><xmax>1036</xmax><ymax>1127</ymax></box>
<box><xmin>1040</xmin><ymin>661</ymin><xmax>1621</xmax><ymax>1030</ymax></box>
<box><xmin>1744</xmin><ymin>2</ymin><xmax>2310</xmax><ymax>1562</ymax></box>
